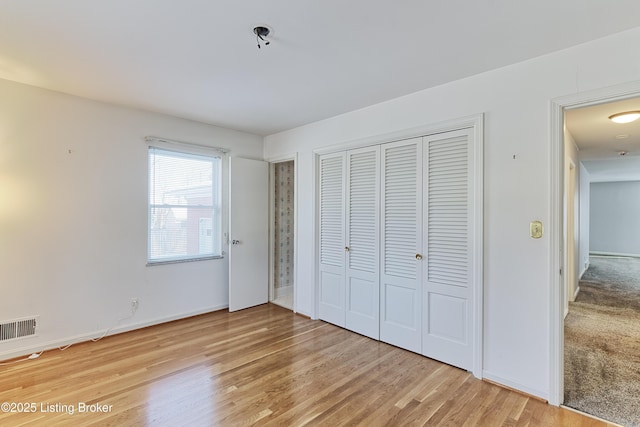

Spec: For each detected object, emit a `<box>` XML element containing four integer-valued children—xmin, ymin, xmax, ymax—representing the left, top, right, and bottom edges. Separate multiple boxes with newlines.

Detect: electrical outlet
<box><xmin>131</xmin><ymin>298</ymin><xmax>139</xmax><ymax>313</ymax></box>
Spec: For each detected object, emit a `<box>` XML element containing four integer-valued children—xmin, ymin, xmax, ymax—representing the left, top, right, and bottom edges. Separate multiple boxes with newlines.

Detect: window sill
<box><xmin>146</xmin><ymin>255</ymin><xmax>224</xmax><ymax>267</ymax></box>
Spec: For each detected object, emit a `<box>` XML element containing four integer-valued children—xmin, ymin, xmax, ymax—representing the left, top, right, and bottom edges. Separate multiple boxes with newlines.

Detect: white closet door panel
<box><xmin>320</xmin><ymin>155</ymin><xmax>345</xmax><ymax>267</ymax></box>
<box><xmin>380</xmin><ymin>138</ymin><xmax>422</xmax><ymax>353</ymax></box>
<box><xmin>345</xmin><ymin>146</ymin><xmax>380</xmax><ymax>339</ymax></box>
<box><xmin>319</xmin><ymin>153</ymin><xmax>346</xmax><ymax>327</ymax></box>
<box><xmin>422</xmin><ymin>128</ymin><xmax>475</xmax><ymax>370</ymax></box>
<box><xmin>319</xmin><ymin>270</ymin><xmax>345</xmax><ymax>323</ymax></box>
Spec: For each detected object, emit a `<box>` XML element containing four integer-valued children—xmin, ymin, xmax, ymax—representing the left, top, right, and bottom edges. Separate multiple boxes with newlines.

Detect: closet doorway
<box><xmin>270</xmin><ymin>158</ymin><xmax>296</xmax><ymax>310</ymax></box>
<box><xmin>316</xmin><ymin>116</ymin><xmax>484</xmax><ymax>376</ymax></box>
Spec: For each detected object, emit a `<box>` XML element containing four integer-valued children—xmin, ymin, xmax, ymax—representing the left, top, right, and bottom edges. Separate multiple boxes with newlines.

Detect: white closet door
<box><xmin>318</xmin><ymin>153</ymin><xmax>346</xmax><ymax>327</ymax></box>
<box><xmin>380</xmin><ymin>138</ymin><xmax>422</xmax><ymax>353</ymax></box>
<box><xmin>422</xmin><ymin>128</ymin><xmax>474</xmax><ymax>370</ymax></box>
<box><xmin>345</xmin><ymin>146</ymin><xmax>380</xmax><ymax>339</ymax></box>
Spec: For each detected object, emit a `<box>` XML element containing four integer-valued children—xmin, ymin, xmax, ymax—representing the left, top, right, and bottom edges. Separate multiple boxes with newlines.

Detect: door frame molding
<box><xmin>313</xmin><ymin>113</ymin><xmax>484</xmax><ymax>378</ymax></box>
<box><xmin>265</xmin><ymin>153</ymin><xmax>299</xmax><ymax>313</ymax></box>
<box><xmin>564</xmin><ymin>159</ymin><xmax>576</xmax><ymax>319</ymax></box>
<box><xmin>549</xmin><ymin>80</ymin><xmax>640</xmax><ymax>406</ymax></box>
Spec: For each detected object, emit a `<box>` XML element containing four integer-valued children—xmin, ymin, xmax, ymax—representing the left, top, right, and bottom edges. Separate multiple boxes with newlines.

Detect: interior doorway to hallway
<box><xmin>558</xmin><ymin>94</ymin><xmax>640</xmax><ymax>426</ymax></box>
<box><xmin>269</xmin><ymin>158</ymin><xmax>296</xmax><ymax>311</ymax></box>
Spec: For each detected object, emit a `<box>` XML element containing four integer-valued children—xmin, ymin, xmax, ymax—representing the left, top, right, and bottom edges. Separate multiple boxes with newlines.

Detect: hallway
<box><xmin>564</xmin><ymin>256</ymin><xmax>640</xmax><ymax>426</ymax></box>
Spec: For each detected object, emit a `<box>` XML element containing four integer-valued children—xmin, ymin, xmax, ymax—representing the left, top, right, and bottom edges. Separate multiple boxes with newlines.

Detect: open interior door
<box><xmin>229</xmin><ymin>157</ymin><xmax>269</xmax><ymax>311</ymax></box>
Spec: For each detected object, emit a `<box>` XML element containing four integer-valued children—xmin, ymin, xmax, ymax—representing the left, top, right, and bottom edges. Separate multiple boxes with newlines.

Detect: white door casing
<box><xmin>229</xmin><ymin>157</ymin><xmax>269</xmax><ymax>312</ymax></box>
<box><xmin>550</xmin><ymin>83</ymin><xmax>640</xmax><ymax>405</ymax></box>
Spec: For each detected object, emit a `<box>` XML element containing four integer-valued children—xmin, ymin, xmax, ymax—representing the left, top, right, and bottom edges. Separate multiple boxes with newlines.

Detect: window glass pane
<box><xmin>148</xmin><ymin>147</ymin><xmax>221</xmax><ymax>262</ymax></box>
<box><xmin>149</xmin><ymin>151</ymin><xmax>214</xmax><ymax>206</ymax></box>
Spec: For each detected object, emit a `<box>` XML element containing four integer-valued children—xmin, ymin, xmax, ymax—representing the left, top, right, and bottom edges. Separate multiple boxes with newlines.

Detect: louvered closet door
<box><xmin>319</xmin><ymin>153</ymin><xmax>346</xmax><ymax>327</ymax></box>
<box><xmin>345</xmin><ymin>146</ymin><xmax>380</xmax><ymax>339</ymax></box>
<box><xmin>380</xmin><ymin>138</ymin><xmax>422</xmax><ymax>353</ymax></box>
<box><xmin>422</xmin><ymin>128</ymin><xmax>475</xmax><ymax>370</ymax></box>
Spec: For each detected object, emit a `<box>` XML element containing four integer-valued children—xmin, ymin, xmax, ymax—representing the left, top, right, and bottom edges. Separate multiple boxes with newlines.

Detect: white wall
<box><xmin>264</xmin><ymin>27</ymin><xmax>640</xmax><ymax>399</ymax></box>
<box><xmin>579</xmin><ymin>163</ymin><xmax>591</xmax><ymax>276</ymax></box>
<box><xmin>0</xmin><ymin>78</ymin><xmax>263</xmax><ymax>359</ymax></box>
<box><xmin>590</xmin><ymin>181</ymin><xmax>640</xmax><ymax>256</ymax></box>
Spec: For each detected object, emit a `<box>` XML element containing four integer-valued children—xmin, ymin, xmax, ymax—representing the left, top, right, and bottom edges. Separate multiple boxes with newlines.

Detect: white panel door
<box><xmin>229</xmin><ymin>157</ymin><xmax>269</xmax><ymax>312</ymax></box>
<box><xmin>345</xmin><ymin>146</ymin><xmax>380</xmax><ymax>339</ymax></box>
<box><xmin>318</xmin><ymin>153</ymin><xmax>347</xmax><ymax>327</ymax></box>
<box><xmin>380</xmin><ymin>138</ymin><xmax>422</xmax><ymax>353</ymax></box>
<box><xmin>422</xmin><ymin>128</ymin><xmax>475</xmax><ymax>370</ymax></box>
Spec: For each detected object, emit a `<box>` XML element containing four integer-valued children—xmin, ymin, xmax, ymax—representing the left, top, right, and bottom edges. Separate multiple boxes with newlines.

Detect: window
<box><xmin>148</xmin><ymin>146</ymin><xmax>222</xmax><ymax>263</ymax></box>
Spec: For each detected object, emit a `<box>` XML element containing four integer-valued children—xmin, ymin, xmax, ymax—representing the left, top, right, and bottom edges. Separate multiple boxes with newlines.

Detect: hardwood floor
<box><xmin>0</xmin><ymin>304</ymin><xmax>611</xmax><ymax>426</ymax></box>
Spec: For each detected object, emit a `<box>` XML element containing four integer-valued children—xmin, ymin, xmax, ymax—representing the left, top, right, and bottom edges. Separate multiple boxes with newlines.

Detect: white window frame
<box><xmin>146</xmin><ymin>137</ymin><xmax>226</xmax><ymax>265</ymax></box>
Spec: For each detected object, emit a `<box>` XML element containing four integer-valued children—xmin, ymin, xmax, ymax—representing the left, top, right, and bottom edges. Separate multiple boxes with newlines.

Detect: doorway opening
<box><xmin>557</xmin><ymin>93</ymin><xmax>640</xmax><ymax>426</ymax></box>
<box><xmin>270</xmin><ymin>158</ymin><xmax>296</xmax><ymax>311</ymax></box>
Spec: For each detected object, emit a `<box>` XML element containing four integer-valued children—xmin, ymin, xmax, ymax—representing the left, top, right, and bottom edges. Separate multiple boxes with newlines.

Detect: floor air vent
<box><xmin>0</xmin><ymin>317</ymin><xmax>38</xmax><ymax>342</ymax></box>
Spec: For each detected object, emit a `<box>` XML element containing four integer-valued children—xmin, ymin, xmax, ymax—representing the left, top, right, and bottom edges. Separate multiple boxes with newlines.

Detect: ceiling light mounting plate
<box><xmin>253</xmin><ymin>25</ymin><xmax>272</xmax><ymax>49</ymax></box>
<box><xmin>253</xmin><ymin>26</ymin><xmax>270</xmax><ymax>38</ymax></box>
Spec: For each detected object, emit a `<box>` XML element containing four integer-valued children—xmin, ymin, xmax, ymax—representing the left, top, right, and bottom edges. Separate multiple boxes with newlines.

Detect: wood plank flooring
<box><xmin>0</xmin><ymin>304</ymin><xmax>611</xmax><ymax>426</ymax></box>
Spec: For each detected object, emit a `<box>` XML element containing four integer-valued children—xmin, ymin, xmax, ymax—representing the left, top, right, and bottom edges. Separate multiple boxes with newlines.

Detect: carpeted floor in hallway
<box><xmin>564</xmin><ymin>255</ymin><xmax>640</xmax><ymax>427</ymax></box>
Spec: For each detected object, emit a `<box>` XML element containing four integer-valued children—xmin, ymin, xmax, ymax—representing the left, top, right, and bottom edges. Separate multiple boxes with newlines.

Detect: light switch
<box><xmin>530</xmin><ymin>221</ymin><xmax>543</xmax><ymax>239</ymax></box>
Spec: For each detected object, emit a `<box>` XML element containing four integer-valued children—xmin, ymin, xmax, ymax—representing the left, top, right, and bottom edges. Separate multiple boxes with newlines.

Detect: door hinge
<box><xmin>559</xmin><ymin>268</ymin><xmax>563</xmax><ymax>275</ymax></box>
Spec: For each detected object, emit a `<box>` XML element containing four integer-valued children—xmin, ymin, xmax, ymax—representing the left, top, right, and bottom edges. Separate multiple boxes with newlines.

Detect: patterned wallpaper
<box><xmin>274</xmin><ymin>161</ymin><xmax>294</xmax><ymax>289</ymax></box>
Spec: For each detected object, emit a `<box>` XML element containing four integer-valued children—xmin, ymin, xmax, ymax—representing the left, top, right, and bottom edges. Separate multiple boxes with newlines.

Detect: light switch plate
<box><xmin>530</xmin><ymin>220</ymin><xmax>543</xmax><ymax>239</ymax></box>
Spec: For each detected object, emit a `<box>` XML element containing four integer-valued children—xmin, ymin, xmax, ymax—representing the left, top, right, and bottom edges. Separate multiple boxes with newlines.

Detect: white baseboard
<box><xmin>590</xmin><ymin>251</ymin><xmax>640</xmax><ymax>258</ymax></box>
<box><xmin>579</xmin><ymin>258</ymin><xmax>589</xmax><ymax>279</ymax></box>
<box><xmin>579</xmin><ymin>266</ymin><xmax>588</xmax><ymax>279</ymax></box>
<box><xmin>0</xmin><ymin>304</ymin><xmax>228</xmax><ymax>362</ymax></box>
<box><xmin>482</xmin><ymin>371</ymin><xmax>547</xmax><ymax>401</ymax></box>
<box><xmin>573</xmin><ymin>286</ymin><xmax>580</xmax><ymax>300</ymax></box>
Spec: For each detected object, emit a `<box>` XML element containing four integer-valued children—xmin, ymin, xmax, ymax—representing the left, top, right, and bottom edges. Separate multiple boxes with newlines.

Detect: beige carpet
<box><xmin>564</xmin><ymin>256</ymin><xmax>640</xmax><ymax>427</ymax></box>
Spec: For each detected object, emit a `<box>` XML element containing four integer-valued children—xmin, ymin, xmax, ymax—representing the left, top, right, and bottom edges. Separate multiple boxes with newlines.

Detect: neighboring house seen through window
<box><xmin>148</xmin><ymin>146</ymin><xmax>222</xmax><ymax>263</ymax></box>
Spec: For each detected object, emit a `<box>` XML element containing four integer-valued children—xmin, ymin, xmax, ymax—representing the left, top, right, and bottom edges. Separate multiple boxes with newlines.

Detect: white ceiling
<box><xmin>566</xmin><ymin>97</ymin><xmax>640</xmax><ymax>182</ymax></box>
<box><xmin>2</xmin><ymin>1</ymin><xmax>640</xmax><ymax>136</ymax></box>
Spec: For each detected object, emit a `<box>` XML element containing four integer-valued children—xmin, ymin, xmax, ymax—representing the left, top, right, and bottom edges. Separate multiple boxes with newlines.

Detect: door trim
<box><xmin>564</xmin><ymin>159</ymin><xmax>576</xmax><ymax>319</ymax></box>
<box><xmin>314</xmin><ymin>114</ymin><xmax>484</xmax><ymax>155</ymax></box>
<box><xmin>313</xmin><ymin>114</ymin><xmax>484</xmax><ymax>378</ymax></box>
<box><xmin>266</xmin><ymin>153</ymin><xmax>298</xmax><ymax>313</ymax></box>
<box><xmin>549</xmin><ymin>80</ymin><xmax>640</xmax><ymax>406</ymax></box>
